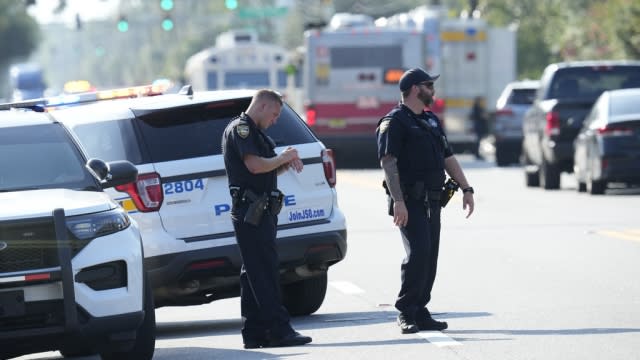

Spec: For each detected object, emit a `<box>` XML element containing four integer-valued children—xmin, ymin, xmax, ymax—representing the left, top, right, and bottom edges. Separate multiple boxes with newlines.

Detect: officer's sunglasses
<box><xmin>418</xmin><ymin>81</ymin><xmax>434</xmax><ymax>89</ymax></box>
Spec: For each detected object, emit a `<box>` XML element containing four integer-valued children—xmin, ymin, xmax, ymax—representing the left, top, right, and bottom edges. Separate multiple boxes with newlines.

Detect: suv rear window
<box><xmin>508</xmin><ymin>88</ymin><xmax>537</xmax><ymax>105</ymax></box>
<box><xmin>549</xmin><ymin>66</ymin><xmax>640</xmax><ymax>100</ymax></box>
<box><xmin>135</xmin><ymin>98</ymin><xmax>318</xmax><ymax>163</ymax></box>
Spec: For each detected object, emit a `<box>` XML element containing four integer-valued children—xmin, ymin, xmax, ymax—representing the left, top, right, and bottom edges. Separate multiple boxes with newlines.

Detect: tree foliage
<box><xmin>0</xmin><ymin>0</ymin><xmax>41</xmax><ymax>96</ymax></box>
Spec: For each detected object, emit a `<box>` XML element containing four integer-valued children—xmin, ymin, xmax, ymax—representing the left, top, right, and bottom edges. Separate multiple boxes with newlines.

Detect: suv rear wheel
<box><xmin>282</xmin><ymin>272</ymin><xmax>328</xmax><ymax>316</ymax></box>
<box><xmin>540</xmin><ymin>159</ymin><xmax>560</xmax><ymax>190</ymax></box>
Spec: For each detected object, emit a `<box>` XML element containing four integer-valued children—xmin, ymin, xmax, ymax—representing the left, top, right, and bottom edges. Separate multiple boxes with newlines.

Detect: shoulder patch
<box><xmin>236</xmin><ymin>124</ymin><xmax>250</xmax><ymax>139</ymax></box>
<box><xmin>378</xmin><ymin>118</ymin><xmax>391</xmax><ymax>134</ymax></box>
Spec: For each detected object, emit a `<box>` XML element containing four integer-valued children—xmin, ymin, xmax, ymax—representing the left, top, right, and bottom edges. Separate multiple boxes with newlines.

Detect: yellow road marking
<box><xmin>597</xmin><ymin>230</ymin><xmax>640</xmax><ymax>243</ymax></box>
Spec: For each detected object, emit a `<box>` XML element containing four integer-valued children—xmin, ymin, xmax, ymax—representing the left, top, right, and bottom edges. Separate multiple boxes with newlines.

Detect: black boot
<box><xmin>397</xmin><ymin>313</ymin><xmax>419</xmax><ymax>334</ymax></box>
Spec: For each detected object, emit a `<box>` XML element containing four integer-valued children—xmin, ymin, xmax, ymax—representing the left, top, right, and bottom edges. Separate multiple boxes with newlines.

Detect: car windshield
<box><xmin>509</xmin><ymin>88</ymin><xmax>537</xmax><ymax>105</ymax></box>
<box><xmin>0</xmin><ymin>124</ymin><xmax>97</xmax><ymax>192</ymax></box>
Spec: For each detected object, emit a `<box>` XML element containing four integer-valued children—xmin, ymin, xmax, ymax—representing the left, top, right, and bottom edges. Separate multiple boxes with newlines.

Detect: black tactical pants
<box><xmin>394</xmin><ymin>197</ymin><xmax>442</xmax><ymax>319</ymax></box>
<box><xmin>231</xmin><ymin>204</ymin><xmax>293</xmax><ymax>341</ymax></box>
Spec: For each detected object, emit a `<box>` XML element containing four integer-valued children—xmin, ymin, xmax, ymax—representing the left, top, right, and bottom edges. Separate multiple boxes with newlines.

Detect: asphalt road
<box><xmin>17</xmin><ymin>156</ymin><xmax>640</xmax><ymax>360</ymax></box>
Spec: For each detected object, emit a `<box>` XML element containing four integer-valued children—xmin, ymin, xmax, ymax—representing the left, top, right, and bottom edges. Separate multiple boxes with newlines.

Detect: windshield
<box><xmin>0</xmin><ymin>124</ymin><xmax>98</xmax><ymax>192</ymax></box>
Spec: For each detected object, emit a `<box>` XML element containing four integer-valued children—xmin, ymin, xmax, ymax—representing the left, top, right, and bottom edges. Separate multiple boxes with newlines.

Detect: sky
<box><xmin>27</xmin><ymin>0</ymin><xmax>121</xmax><ymax>25</ymax></box>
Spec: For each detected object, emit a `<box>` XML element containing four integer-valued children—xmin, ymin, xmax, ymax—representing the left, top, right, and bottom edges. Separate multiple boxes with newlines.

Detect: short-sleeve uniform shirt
<box><xmin>376</xmin><ymin>103</ymin><xmax>453</xmax><ymax>189</ymax></box>
<box><xmin>222</xmin><ymin>113</ymin><xmax>278</xmax><ymax>193</ymax></box>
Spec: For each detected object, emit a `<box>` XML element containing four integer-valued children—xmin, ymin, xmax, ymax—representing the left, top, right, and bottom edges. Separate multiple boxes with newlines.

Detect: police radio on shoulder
<box><xmin>462</xmin><ymin>187</ymin><xmax>474</xmax><ymax>194</ymax></box>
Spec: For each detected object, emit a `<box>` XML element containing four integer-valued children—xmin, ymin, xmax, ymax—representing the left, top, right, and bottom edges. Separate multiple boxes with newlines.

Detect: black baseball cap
<box><xmin>398</xmin><ymin>68</ymin><xmax>440</xmax><ymax>91</ymax></box>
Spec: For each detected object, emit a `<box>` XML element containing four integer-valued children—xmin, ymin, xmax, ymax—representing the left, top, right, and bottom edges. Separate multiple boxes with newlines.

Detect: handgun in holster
<box><xmin>440</xmin><ymin>178</ymin><xmax>459</xmax><ymax>208</ymax></box>
<box><xmin>242</xmin><ymin>189</ymin><xmax>268</xmax><ymax>226</ymax></box>
<box><xmin>268</xmin><ymin>190</ymin><xmax>284</xmax><ymax>215</ymax></box>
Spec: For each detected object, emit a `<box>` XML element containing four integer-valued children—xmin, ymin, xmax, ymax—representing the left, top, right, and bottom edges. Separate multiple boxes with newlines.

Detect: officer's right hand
<box><xmin>280</xmin><ymin>147</ymin><xmax>303</xmax><ymax>173</ymax></box>
<box><xmin>393</xmin><ymin>200</ymin><xmax>408</xmax><ymax>227</ymax></box>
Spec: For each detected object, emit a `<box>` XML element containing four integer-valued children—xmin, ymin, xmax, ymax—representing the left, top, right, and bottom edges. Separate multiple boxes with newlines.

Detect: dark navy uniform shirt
<box><xmin>376</xmin><ymin>103</ymin><xmax>453</xmax><ymax>190</ymax></box>
<box><xmin>222</xmin><ymin>113</ymin><xmax>278</xmax><ymax>193</ymax></box>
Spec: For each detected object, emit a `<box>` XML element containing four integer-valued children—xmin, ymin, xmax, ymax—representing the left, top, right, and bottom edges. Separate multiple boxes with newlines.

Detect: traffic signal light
<box><xmin>225</xmin><ymin>0</ymin><xmax>238</xmax><ymax>10</ymax></box>
<box><xmin>117</xmin><ymin>15</ymin><xmax>129</xmax><ymax>32</ymax></box>
<box><xmin>160</xmin><ymin>0</ymin><xmax>174</xmax><ymax>11</ymax></box>
<box><xmin>161</xmin><ymin>16</ymin><xmax>174</xmax><ymax>31</ymax></box>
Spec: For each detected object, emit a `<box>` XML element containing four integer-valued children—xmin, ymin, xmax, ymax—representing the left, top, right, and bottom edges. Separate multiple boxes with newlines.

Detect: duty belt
<box><xmin>401</xmin><ymin>182</ymin><xmax>441</xmax><ymax>202</ymax></box>
<box><xmin>229</xmin><ymin>186</ymin><xmax>284</xmax><ymax>214</ymax></box>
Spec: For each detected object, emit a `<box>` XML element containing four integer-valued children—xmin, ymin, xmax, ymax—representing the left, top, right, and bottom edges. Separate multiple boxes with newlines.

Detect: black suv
<box><xmin>522</xmin><ymin>60</ymin><xmax>640</xmax><ymax>189</ymax></box>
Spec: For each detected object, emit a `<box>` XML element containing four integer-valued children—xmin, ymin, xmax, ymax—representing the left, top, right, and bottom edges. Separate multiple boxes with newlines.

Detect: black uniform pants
<box><xmin>232</xmin><ymin>205</ymin><xmax>293</xmax><ymax>340</ymax></box>
<box><xmin>395</xmin><ymin>198</ymin><xmax>442</xmax><ymax>319</ymax></box>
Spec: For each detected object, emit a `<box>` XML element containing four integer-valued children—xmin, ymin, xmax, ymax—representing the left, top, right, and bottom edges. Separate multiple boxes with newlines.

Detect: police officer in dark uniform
<box><xmin>222</xmin><ymin>89</ymin><xmax>311</xmax><ymax>348</ymax></box>
<box><xmin>376</xmin><ymin>68</ymin><xmax>475</xmax><ymax>334</ymax></box>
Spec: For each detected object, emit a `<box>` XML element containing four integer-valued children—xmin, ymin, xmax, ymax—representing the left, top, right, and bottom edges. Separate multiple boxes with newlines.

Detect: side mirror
<box><xmin>86</xmin><ymin>158</ymin><xmax>138</xmax><ymax>189</ymax></box>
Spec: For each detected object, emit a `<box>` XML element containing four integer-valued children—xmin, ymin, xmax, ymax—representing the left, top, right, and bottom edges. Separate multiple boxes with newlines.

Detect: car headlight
<box><xmin>66</xmin><ymin>208</ymin><xmax>131</xmax><ymax>240</ymax></box>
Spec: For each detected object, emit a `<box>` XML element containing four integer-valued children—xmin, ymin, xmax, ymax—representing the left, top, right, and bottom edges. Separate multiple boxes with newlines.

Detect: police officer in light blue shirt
<box><xmin>376</xmin><ymin>68</ymin><xmax>475</xmax><ymax>334</ymax></box>
<box><xmin>222</xmin><ymin>89</ymin><xmax>311</xmax><ymax>348</ymax></box>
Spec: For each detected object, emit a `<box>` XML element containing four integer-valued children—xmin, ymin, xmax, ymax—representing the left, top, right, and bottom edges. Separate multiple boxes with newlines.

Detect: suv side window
<box><xmin>72</xmin><ymin>119</ymin><xmax>143</xmax><ymax>164</ymax></box>
<box><xmin>135</xmin><ymin>98</ymin><xmax>318</xmax><ymax>163</ymax></box>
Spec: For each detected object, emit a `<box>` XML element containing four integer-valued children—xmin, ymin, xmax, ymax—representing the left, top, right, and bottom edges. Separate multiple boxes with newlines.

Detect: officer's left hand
<box><xmin>463</xmin><ymin>192</ymin><xmax>474</xmax><ymax>218</ymax></box>
<box><xmin>289</xmin><ymin>158</ymin><xmax>303</xmax><ymax>173</ymax></box>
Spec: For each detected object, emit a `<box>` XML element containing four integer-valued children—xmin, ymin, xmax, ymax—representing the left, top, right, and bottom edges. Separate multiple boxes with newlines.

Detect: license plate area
<box><xmin>0</xmin><ymin>290</ymin><xmax>26</xmax><ymax>318</ymax></box>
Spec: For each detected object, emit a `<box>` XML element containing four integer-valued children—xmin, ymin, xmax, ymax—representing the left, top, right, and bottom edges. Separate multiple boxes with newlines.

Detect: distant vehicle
<box><xmin>522</xmin><ymin>60</ymin><xmax>640</xmax><ymax>189</ymax></box>
<box><xmin>303</xmin><ymin>24</ymin><xmax>425</xmax><ymax>160</ymax></box>
<box><xmin>573</xmin><ymin>88</ymin><xmax>640</xmax><ymax>194</ymax></box>
<box><xmin>303</xmin><ymin>5</ymin><xmax>516</xmax><ymax>158</ymax></box>
<box><xmin>492</xmin><ymin>79</ymin><xmax>539</xmax><ymax>166</ymax></box>
<box><xmin>184</xmin><ymin>29</ymin><xmax>302</xmax><ymax>110</ymax></box>
<box><xmin>9</xmin><ymin>63</ymin><xmax>46</xmax><ymax>101</ymax></box>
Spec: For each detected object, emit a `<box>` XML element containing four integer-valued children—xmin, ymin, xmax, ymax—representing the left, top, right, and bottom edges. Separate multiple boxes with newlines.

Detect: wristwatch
<box><xmin>462</xmin><ymin>187</ymin><xmax>474</xmax><ymax>194</ymax></box>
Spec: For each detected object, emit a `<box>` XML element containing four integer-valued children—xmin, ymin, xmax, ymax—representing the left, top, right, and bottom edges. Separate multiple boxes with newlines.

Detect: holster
<box><xmin>268</xmin><ymin>190</ymin><xmax>284</xmax><ymax>215</ymax></box>
<box><xmin>243</xmin><ymin>189</ymin><xmax>268</xmax><ymax>226</ymax></box>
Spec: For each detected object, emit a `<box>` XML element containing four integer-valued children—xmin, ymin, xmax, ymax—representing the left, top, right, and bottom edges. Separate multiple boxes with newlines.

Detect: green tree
<box><xmin>0</xmin><ymin>0</ymin><xmax>41</xmax><ymax>97</ymax></box>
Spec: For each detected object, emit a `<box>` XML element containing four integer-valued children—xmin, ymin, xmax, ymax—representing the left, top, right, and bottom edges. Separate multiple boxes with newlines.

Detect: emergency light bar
<box><xmin>0</xmin><ymin>82</ymin><xmax>171</xmax><ymax>112</ymax></box>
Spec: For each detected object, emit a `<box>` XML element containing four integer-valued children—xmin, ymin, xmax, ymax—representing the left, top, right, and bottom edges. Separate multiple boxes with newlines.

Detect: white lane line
<box><xmin>329</xmin><ymin>281</ymin><xmax>365</xmax><ymax>294</ymax></box>
<box><xmin>417</xmin><ymin>331</ymin><xmax>462</xmax><ymax>347</ymax></box>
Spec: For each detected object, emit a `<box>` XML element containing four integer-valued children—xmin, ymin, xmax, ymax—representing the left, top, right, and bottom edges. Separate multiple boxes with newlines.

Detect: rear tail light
<box><xmin>321</xmin><ymin>149</ymin><xmax>336</xmax><ymax>188</ymax></box>
<box><xmin>495</xmin><ymin>107</ymin><xmax>514</xmax><ymax>116</ymax></box>
<box><xmin>306</xmin><ymin>106</ymin><xmax>317</xmax><ymax>127</ymax></box>
<box><xmin>545</xmin><ymin>111</ymin><xmax>560</xmax><ymax>136</ymax></box>
<box><xmin>597</xmin><ymin>125</ymin><xmax>633</xmax><ymax>137</ymax></box>
<box><xmin>116</xmin><ymin>172</ymin><xmax>163</xmax><ymax>212</ymax></box>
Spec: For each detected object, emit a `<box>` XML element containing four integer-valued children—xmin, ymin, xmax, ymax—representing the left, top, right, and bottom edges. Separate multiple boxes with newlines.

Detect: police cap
<box><xmin>399</xmin><ymin>68</ymin><xmax>440</xmax><ymax>92</ymax></box>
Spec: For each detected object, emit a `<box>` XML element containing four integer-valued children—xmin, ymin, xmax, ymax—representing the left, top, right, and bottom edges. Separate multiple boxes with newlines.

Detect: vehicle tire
<box><xmin>495</xmin><ymin>147</ymin><xmax>510</xmax><ymax>167</ymax></box>
<box><xmin>588</xmin><ymin>179</ymin><xmax>606</xmax><ymax>195</ymax></box>
<box><xmin>59</xmin><ymin>343</ymin><xmax>96</xmax><ymax>357</ymax></box>
<box><xmin>525</xmin><ymin>169</ymin><xmax>539</xmax><ymax>187</ymax></box>
<box><xmin>100</xmin><ymin>276</ymin><xmax>156</xmax><ymax>360</ymax></box>
<box><xmin>577</xmin><ymin>182</ymin><xmax>587</xmax><ymax>192</ymax></box>
<box><xmin>282</xmin><ymin>272</ymin><xmax>327</xmax><ymax>316</ymax></box>
<box><xmin>540</xmin><ymin>160</ymin><xmax>560</xmax><ymax>190</ymax></box>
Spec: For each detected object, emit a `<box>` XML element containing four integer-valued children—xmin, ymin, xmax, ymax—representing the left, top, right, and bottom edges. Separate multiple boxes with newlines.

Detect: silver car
<box><xmin>493</xmin><ymin>80</ymin><xmax>540</xmax><ymax>166</ymax></box>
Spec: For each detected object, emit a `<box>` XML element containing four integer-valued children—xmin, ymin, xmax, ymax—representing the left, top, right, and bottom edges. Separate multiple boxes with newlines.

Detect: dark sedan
<box><xmin>574</xmin><ymin>88</ymin><xmax>640</xmax><ymax>194</ymax></box>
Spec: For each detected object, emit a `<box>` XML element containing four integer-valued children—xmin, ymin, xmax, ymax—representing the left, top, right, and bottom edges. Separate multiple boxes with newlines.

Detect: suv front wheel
<box><xmin>100</xmin><ymin>276</ymin><xmax>156</xmax><ymax>360</ymax></box>
<box><xmin>282</xmin><ymin>272</ymin><xmax>328</xmax><ymax>316</ymax></box>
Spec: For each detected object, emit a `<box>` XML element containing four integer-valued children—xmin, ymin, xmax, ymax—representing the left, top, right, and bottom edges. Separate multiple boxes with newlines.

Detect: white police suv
<box><xmin>51</xmin><ymin>87</ymin><xmax>347</xmax><ymax>315</ymax></box>
<box><xmin>0</xmin><ymin>108</ymin><xmax>155</xmax><ymax>359</ymax></box>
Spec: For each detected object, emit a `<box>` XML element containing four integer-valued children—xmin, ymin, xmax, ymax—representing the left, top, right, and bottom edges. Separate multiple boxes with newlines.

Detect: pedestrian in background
<box><xmin>470</xmin><ymin>95</ymin><xmax>489</xmax><ymax>159</ymax></box>
<box><xmin>222</xmin><ymin>89</ymin><xmax>311</xmax><ymax>348</ymax></box>
<box><xmin>376</xmin><ymin>68</ymin><xmax>475</xmax><ymax>334</ymax></box>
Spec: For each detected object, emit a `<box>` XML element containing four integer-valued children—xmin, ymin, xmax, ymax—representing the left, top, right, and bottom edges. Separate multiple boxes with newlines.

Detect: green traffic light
<box><xmin>162</xmin><ymin>17</ymin><xmax>174</xmax><ymax>31</ymax></box>
<box><xmin>160</xmin><ymin>0</ymin><xmax>174</xmax><ymax>11</ymax></box>
<box><xmin>225</xmin><ymin>0</ymin><xmax>238</xmax><ymax>10</ymax></box>
<box><xmin>117</xmin><ymin>19</ymin><xmax>129</xmax><ymax>32</ymax></box>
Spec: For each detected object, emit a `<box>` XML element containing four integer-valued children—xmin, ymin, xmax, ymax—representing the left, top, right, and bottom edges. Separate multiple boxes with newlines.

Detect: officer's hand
<box><xmin>463</xmin><ymin>192</ymin><xmax>474</xmax><ymax>218</ymax></box>
<box><xmin>280</xmin><ymin>147</ymin><xmax>299</xmax><ymax>163</ymax></box>
<box><xmin>393</xmin><ymin>200</ymin><xmax>408</xmax><ymax>227</ymax></box>
<box><xmin>289</xmin><ymin>158</ymin><xmax>303</xmax><ymax>173</ymax></box>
